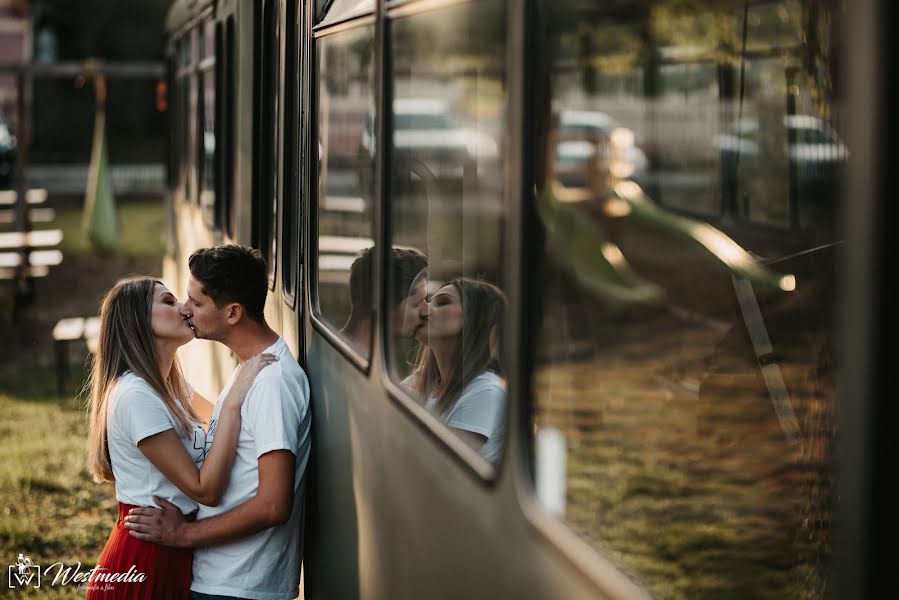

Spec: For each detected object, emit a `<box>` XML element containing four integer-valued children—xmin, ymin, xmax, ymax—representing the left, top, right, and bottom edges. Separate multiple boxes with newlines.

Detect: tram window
<box><xmin>223</xmin><ymin>16</ymin><xmax>236</xmax><ymax>238</ymax></box>
<box><xmin>313</xmin><ymin>24</ymin><xmax>375</xmax><ymax>359</ymax></box>
<box><xmin>198</xmin><ymin>19</ymin><xmax>216</xmax><ymax>226</ymax></box>
<box><xmin>281</xmin><ymin>0</ymin><xmax>301</xmax><ymax>305</ymax></box>
<box><xmin>530</xmin><ymin>1</ymin><xmax>845</xmax><ymax>597</ymax></box>
<box><xmin>385</xmin><ymin>0</ymin><xmax>508</xmax><ymax>468</ymax></box>
<box><xmin>253</xmin><ymin>0</ymin><xmax>280</xmax><ymax>283</ymax></box>
<box><xmin>187</xmin><ymin>26</ymin><xmax>200</xmax><ymax>205</ymax></box>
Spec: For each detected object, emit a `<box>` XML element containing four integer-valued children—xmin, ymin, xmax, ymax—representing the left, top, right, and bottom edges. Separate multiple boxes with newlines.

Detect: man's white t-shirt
<box><xmin>106</xmin><ymin>371</ymin><xmax>206</xmax><ymax>515</ymax></box>
<box><xmin>191</xmin><ymin>337</ymin><xmax>311</xmax><ymax>600</ymax></box>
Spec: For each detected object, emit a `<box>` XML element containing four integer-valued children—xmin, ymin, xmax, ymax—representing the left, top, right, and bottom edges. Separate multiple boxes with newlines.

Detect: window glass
<box><xmin>282</xmin><ymin>0</ymin><xmax>301</xmax><ymax>301</ymax></box>
<box><xmin>386</xmin><ymin>1</ymin><xmax>507</xmax><ymax>468</ymax></box>
<box><xmin>531</xmin><ymin>1</ymin><xmax>845</xmax><ymax>597</ymax></box>
<box><xmin>187</xmin><ymin>69</ymin><xmax>197</xmax><ymax>203</ymax></box>
<box><xmin>223</xmin><ymin>17</ymin><xmax>236</xmax><ymax>237</ymax></box>
<box><xmin>205</xmin><ymin>18</ymin><xmax>215</xmax><ymax>61</ymax></box>
<box><xmin>253</xmin><ymin>0</ymin><xmax>280</xmax><ymax>278</ymax></box>
<box><xmin>314</xmin><ymin>24</ymin><xmax>376</xmax><ymax>357</ymax></box>
<box><xmin>199</xmin><ymin>65</ymin><xmax>215</xmax><ymax>224</ymax></box>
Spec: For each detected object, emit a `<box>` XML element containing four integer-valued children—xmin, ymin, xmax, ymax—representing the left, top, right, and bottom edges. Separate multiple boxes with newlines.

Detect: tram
<box><xmin>163</xmin><ymin>0</ymin><xmax>888</xmax><ymax>597</ymax></box>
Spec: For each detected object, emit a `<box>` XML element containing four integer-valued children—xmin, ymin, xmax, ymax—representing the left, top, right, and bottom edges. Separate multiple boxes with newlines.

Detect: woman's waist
<box><xmin>114</xmin><ymin>498</ymin><xmax>198</xmax><ymax>522</ymax></box>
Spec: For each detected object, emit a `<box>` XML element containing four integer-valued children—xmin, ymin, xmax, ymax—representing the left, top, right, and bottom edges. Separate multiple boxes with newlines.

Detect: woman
<box><xmin>409</xmin><ymin>277</ymin><xmax>507</xmax><ymax>463</ymax></box>
<box><xmin>84</xmin><ymin>277</ymin><xmax>276</xmax><ymax>599</ymax></box>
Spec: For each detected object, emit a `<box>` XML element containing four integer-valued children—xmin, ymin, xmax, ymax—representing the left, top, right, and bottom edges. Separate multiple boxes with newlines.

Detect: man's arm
<box><xmin>125</xmin><ymin>449</ymin><xmax>295</xmax><ymax>548</ymax></box>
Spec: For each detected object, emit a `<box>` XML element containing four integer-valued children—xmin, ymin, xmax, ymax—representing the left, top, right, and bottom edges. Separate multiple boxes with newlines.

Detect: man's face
<box><xmin>392</xmin><ymin>280</ymin><xmax>428</xmax><ymax>339</ymax></box>
<box><xmin>180</xmin><ymin>276</ymin><xmax>231</xmax><ymax>341</ymax></box>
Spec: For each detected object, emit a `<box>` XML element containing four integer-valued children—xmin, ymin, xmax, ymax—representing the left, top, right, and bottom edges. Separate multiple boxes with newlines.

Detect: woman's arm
<box><xmin>137</xmin><ymin>353</ymin><xmax>277</xmax><ymax>506</ymax></box>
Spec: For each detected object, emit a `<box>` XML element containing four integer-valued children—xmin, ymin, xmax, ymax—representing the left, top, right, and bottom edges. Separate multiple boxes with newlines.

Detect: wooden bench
<box><xmin>0</xmin><ymin>229</ymin><xmax>64</xmax><ymax>248</ymax></box>
<box><xmin>0</xmin><ymin>240</ymin><xmax>64</xmax><ymax>320</ymax></box>
<box><xmin>53</xmin><ymin>316</ymin><xmax>100</xmax><ymax>395</ymax></box>
<box><xmin>0</xmin><ymin>188</ymin><xmax>48</xmax><ymax>206</ymax></box>
<box><xmin>0</xmin><ymin>207</ymin><xmax>56</xmax><ymax>225</ymax></box>
<box><xmin>0</xmin><ymin>249</ymin><xmax>63</xmax><ymax>269</ymax></box>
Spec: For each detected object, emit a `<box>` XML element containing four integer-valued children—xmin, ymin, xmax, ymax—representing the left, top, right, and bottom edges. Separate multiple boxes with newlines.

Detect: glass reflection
<box><xmin>315</xmin><ymin>25</ymin><xmax>376</xmax><ymax>356</ymax></box>
<box><xmin>200</xmin><ymin>68</ymin><xmax>215</xmax><ymax>221</ymax></box>
<box><xmin>532</xmin><ymin>0</ymin><xmax>843</xmax><ymax>597</ymax></box>
<box><xmin>387</xmin><ymin>0</ymin><xmax>508</xmax><ymax>466</ymax></box>
<box><xmin>403</xmin><ymin>279</ymin><xmax>508</xmax><ymax>464</ymax></box>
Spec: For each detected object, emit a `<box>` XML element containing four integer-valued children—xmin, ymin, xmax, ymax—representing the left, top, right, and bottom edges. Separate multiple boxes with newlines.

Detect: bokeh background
<box><xmin>2</xmin><ymin>1</ymin><xmax>170</xmax><ymax>597</ymax></box>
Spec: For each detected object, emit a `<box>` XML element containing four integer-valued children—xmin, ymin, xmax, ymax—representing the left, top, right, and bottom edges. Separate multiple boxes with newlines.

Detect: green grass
<box><xmin>0</xmin><ymin>369</ymin><xmax>117</xmax><ymax>598</ymax></box>
<box><xmin>45</xmin><ymin>196</ymin><xmax>166</xmax><ymax>264</ymax></box>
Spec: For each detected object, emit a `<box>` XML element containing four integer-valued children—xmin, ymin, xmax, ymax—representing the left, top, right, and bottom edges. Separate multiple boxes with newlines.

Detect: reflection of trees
<box><xmin>548</xmin><ymin>0</ymin><xmax>840</xmax><ymax>120</ymax></box>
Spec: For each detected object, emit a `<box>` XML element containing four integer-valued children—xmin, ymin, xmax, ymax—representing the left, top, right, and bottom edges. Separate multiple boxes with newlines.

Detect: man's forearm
<box><xmin>180</xmin><ymin>495</ymin><xmax>287</xmax><ymax>548</ymax></box>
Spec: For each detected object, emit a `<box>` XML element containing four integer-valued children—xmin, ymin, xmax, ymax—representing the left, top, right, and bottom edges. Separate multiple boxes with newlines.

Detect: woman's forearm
<box><xmin>194</xmin><ymin>403</ymin><xmax>242</xmax><ymax>505</ymax></box>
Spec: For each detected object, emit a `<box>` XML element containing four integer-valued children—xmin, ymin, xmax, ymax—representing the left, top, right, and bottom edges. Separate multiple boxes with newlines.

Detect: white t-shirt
<box><xmin>191</xmin><ymin>338</ymin><xmax>311</xmax><ymax>600</ymax></box>
<box><xmin>431</xmin><ymin>371</ymin><xmax>506</xmax><ymax>463</ymax></box>
<box><xmin>106</xmin><ymin>371</ymin><xmax>206</xmax><ymax>515</ymax></box>
<box><xmin>406</xmin><ymin>370</ymin><xmax>507</xmax><ymax>463</ymax></box>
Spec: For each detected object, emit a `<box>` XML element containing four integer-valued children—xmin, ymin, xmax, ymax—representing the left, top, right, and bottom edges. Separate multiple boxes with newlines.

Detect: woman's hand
<box><xmin>223</xmin><ymin>353</ymin><xmax>278</xmax><ymax>409</ymax></box>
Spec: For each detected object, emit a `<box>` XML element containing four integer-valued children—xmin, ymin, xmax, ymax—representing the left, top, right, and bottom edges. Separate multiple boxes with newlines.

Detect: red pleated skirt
<box><xmin>85</xmin><ymin>502</ymin><xmax>192</xmax><ymax>600</ymax></box>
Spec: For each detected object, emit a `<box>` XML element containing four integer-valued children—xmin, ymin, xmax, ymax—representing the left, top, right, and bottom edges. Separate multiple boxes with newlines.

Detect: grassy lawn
<box><xmin>48</xmin><ymin>195</ymin><xmax>166</xmax><ymax>264</ymax></box>
<box><xmin>0</xmin><ymin>370</ymin><xmax>115</xmax><ymax>598</ymax></box>
<box><xmin>1</xmin><ymin>194</ymin><xmax>165</xmax><ymax>596</ymax></box>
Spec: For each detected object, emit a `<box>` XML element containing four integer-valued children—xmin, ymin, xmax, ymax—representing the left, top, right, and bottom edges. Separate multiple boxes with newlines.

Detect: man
<box><xmin>125</xmin><ymin>244</ymin><xmax>310</xmax><ymax>600</ymax></box>
<box><xmin>340</xmin><ymin>246</ymin><xmax>429</xmax><ymax>352</ymax></box>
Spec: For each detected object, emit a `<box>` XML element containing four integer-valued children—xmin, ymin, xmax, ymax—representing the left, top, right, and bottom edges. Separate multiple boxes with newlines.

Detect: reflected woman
<box><xmin>84</xmin><ymin>277</ymin><xmax>275</xmax><ymax>599</ymax></box>
<box><xmin>409</xmin><ymin>278</ymin><xmax>507</xmax><ymax>463</ymax></box>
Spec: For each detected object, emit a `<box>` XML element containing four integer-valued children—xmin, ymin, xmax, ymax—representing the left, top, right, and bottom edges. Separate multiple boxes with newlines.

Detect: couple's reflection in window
<box><xmin>342</xmin><ymin>247</ymin><xmax>507</xmax><ymax>464</ymax></box>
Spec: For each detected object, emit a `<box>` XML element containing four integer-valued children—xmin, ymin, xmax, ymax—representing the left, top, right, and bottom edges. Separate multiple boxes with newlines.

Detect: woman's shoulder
<box><xmin>455</xmin><ymin>371</ymin><xmax>506</xmax><ymax>407</ymax></box>
<box><xmin>465</xmin><ymin>370</ymin><xmax>506</xmax><ymax>393</ymax></box>
<box><xmin>108</xmin><ymin>372</ymin><xmax>164</xmax><ymax>413</ymax></box>
<box><xmin>114</xmin><ymin>371</ymin><xmax>158</xmax><ymax>396</ymax></box>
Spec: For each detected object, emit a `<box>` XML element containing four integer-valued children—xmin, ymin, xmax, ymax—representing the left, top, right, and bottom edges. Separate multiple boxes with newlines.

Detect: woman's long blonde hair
<box><xmin>414</xmin><ymin>278</ymin><xmax>507</xmax><ymax>415</ymax></box>
<box><xmin>85</xmin><ymin>277</ymin><xmax>198</xmax><ymax>483</ymax></box>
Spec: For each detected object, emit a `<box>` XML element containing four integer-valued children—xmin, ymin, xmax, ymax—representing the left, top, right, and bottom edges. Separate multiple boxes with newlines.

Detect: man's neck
<box><xmin>224</xmin><ymin>322</ymin><xmax>280</xmax><ymax>361</ymax></box>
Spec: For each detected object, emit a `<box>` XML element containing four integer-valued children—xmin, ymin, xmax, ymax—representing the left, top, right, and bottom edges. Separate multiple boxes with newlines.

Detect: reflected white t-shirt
<box><xmin>405</xmin><ymin>370</ymin><xmax>507</xmax><ymax>463</ymax></box>
<box><xmin>106</xmin><ymin>371</ymin><xmax>205</xmax><ymax>515</ymax></box>
<box><xmin>191</xmin><ymin>337</ymin><xmax>311</xmax><ymax>600</ymax></box>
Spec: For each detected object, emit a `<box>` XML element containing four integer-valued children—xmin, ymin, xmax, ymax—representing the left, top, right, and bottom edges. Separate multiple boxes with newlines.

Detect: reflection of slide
<box><xmin>732</xmin><ymin>275</ymin><xmax>800</xmax><ymax>446</ymax></box>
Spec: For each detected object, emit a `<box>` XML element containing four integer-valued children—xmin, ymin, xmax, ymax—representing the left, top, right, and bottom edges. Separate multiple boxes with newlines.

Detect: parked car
<box><xmin>361</xmin><ymin>97</ymin><xmax>499</xmax><ymax>185</ymax></box>
<box><xmin>714</xmin><ymin>114</ymin><xmax>848</xmax><ymax>173</ymax></box>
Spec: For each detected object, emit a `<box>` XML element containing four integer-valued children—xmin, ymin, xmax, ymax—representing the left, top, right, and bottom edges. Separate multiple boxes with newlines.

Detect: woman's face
<box><xmin>415</xmin><ymin>283</ymin><xmax>463</xmax><ymax>346</ymax></box>
<box><xmin>150</xmin><ymin>283</ymin><xmax>194</xmax><ymax>346</ymax></box>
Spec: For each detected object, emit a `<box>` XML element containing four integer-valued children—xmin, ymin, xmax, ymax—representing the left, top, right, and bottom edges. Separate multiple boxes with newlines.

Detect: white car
<box><xmin>361</xmin><ymin>98</ymin><xmax>498</xmax><ymax>182</ymax></box>
<box><xmin>714</xmin><ymin>114</ymin><xmax>848</xmax><ymax>167</ymax></box>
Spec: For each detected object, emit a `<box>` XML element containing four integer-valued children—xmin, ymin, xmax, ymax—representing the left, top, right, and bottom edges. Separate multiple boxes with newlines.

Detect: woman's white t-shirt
<box><xmin>106</xmin><ymin>371</ymin><xmax>206</xmax><ymax>514</ymax></box>
<box><xmin>405</xmin><ymin>370</ymin><xmax>507</xmax><ymax>463</ymax></box>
